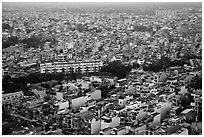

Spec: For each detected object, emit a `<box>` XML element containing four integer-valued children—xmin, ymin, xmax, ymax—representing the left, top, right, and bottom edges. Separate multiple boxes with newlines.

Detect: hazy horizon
<box><xmin>3</xmin><ymin>2</ymin><xmax>202</xmax><ymax>8</ymax></box>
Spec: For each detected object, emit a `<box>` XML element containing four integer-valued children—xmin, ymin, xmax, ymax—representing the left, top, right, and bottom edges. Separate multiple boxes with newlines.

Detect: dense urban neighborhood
<box><xmin>2</xmin><ymin>2</ymin><xmax>202</xmax><ymax>135</ymax></box>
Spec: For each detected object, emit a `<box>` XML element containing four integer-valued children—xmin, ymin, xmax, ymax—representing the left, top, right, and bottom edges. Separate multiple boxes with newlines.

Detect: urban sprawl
<box><xmin>2</xmin><ymin>3</ymin><xmax>202</xmax><ymax>135</ymax></box>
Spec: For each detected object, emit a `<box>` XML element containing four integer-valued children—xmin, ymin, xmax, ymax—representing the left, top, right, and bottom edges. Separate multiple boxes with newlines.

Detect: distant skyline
<box><xmin>3</xmin><ymin>2</ymin><xmax>202</xmax><ymax>8</ymax></box>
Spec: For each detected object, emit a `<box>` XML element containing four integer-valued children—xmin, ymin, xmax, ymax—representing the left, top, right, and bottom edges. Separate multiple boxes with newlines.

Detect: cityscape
<box><xmin>2</xmin><ymin>2</ymin><xmax>202</xmax><ymax>135</ymax></box>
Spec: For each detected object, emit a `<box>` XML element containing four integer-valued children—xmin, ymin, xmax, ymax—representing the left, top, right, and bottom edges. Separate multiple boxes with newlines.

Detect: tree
<box><xmin>180</xmin><ymin>93</ymin><xmax>194</xmax><ymax>109</ymax></box>
<box><xmin>100</xmin><ymin>60</ymin><xmax>132</xmax><ymax>79</ymax></box>
<box><xmin>3</xmin><ymin>36</ymin><xmax>19</xmax><ymax>49</ymax></box>
<box><xmin>133</xmin><ymin>62</ymin><xmax>140</xmax><ymax>69</ymax></box>
<box><xmin>2</xmin><ymin>23</ymin><xmax>11</xmax><ymax>30</ymax></box>
<box><xmin>189</xmin><ymin>75</ymin><xmax>202</xmax><ymax>90</ymax></box>
<box><xmin>99</xmin><ymin>85</ymin><xmax>109</xmax><ymax>98</ymax></box>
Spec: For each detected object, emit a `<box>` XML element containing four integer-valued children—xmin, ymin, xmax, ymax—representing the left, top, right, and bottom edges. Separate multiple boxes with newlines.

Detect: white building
<box><xmin>31</xmin><ymin>88</ymin><xmax>47</xmax><ymax>99</ymax></box>
<box><xmin>91</xmin><ymin>118</ymin><xmax>101</xmax><ymax>134</ymax></box>
<box><xmin>134</xmin><ymin>124</ymin><xmax>146</xmax><ymax>135</ymax></box>
<box><xmin>40</xmin><ymin>60</ymin><xmax>103</xmax><ymax>74</ymax></box>
<box><xmin>118</xmin><ymin>95</ymin><xmax>134</xmax><ymax>107</ymax></box>
<box><xmin>56</xmin><ymin>92</ymin><xmax>63</xmax><ymax>100</ymax></box>
<box><xmin>89</xmin><ymin>76</ymin><xmax>102</xmax><ymax>83</ymax></box>
<box><xmin>70</xmin><ymin>95</ymin><xmax>92</xmax><ymax>108</ymax></box>
<box><xmin>55</xmin><ymin>101</ymin><xmax>69</xmax><ymax>110</ymax></box>
<box><xmin>155</xmin><ymin>102</ymin><xmax>172</xmax><ymax>120</ymax></box>
<box><xmin>2</xmin><ymin>91</ymin><xmax>24</xmax><ymax>104</ymax></box>
<box><xmin>101</xmin><ymin>116</ymin><xmax>121</xmax><ymax>130</ymax></box>
<box><xmin>111</xmin><ymin>125</ymin><xmax>129</xmax><ymax>135</ymax></box>
<box><xmin>89</xmin><ymin>89</ymin><xmax>101</xmax><ymax>100</ymax></box>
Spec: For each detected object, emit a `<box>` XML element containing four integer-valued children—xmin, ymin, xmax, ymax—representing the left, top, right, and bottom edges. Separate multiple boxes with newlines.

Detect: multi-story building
<box><xmin>156</xmin><ymin>10</ymin><xmax>177</xmax><ymax>17</ymax></box>
<box><xmin>2</xmin><ymin>91</ymin><xmax>24</xmax><ymax>104</ymax></box>
<box><xmin>40</xmin><ymin>60</ymin><xmax>103</xmax><ymax>74</ymax></box>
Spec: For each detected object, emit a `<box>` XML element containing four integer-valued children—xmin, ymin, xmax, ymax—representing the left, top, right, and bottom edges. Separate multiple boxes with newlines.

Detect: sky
<box><xmin>3</xmin><ymin>2</ymin><xmax>202</xmax><ymax>8</ymax></box>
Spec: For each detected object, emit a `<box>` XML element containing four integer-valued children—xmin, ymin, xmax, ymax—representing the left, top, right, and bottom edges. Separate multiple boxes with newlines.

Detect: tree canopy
<box><xmin>100</xmin><ymin>60</ymin><xmax>132</xmax><ymax>79</ymax></box>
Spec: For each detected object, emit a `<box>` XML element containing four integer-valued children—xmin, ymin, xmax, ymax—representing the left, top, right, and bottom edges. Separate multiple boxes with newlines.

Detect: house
<box><xmin>171</xmin><ymin>128</ymin><xmax>188</xmax><ymax>135</ymax></box>
<box><xmin>56</xmin><ymin>92</ymin><xmax>63</xmax><ymax>101</ymax></box>
<box><xmin>41</xmin><ymin>128</ymin><xmax>62</xmax><ymax>135</ymax></box>
<box><xmin>125</xmin><ymin>85</ymin><xmax>136</xmax><ymax>94</ymax></box>
<box><xmin>155</xmin><ymin>102</ymin><xmax>172</xmax><ymax>120</ymax></box>
<box><xmin>110</xmin><ymin>125</ymin><xmax>129</xmax><ymax>135</ymax></box>
<box><xmin>101</xmin><ymin>116</ymin><xmax>121</xmax><ymax>130</ymax></box>
<box><xmin>31</xmin><ymin>87</ymin><xmax>47</xmax><ymax>99</ymax></box>
<box><xmin>148</xmin><ymin>112</ymin><xmax>161</xmax><ymax>127</ymax></box>
<box><xmin>71</xmin><ymin>111</ymin><xmax>101</xmax><ymax>135</ymax></box>
<box><xmin>115</xmin><ymin>78</ymin><xmax>128</xmax><ymax>87</ymax></box>
<box><xmin>181</xmin><ymin>109</ymin><xmax>196</xmax><ymax>122</ymax></box>
<box><xmin>91</xmin><ymin>117</ymin><xmax>101</xmax><ymax>134</ymax></box>
<box><xmin>133</xmin><ymin>124</ymin><xmax>146</xmax><ymax>135</ymax></box>
<box><xmin>55</xmin><ymin>101</ymin><xmax>69</xmax><ymax>110</ymax></box>
<box><xmin>168</xmin><ymin>116</ymin><xmax>184</xmax><ymax>126</ymax></box>
<box><xmin>164</xmin><ymin>125</ymin><xmax>181</xmax><ymax>135</ymax></box>
<box><xmin>70</xmin><ymin>95</ymin><xmax>91</xmax><ymax>108</ymax></box>
<box><xmin>179</xmin><ymin>86</ymin><xmax>188</xmax><ymax>95</ymax></box>
<box><xmin>100</xmin><ymin>127</ymin><xmax>113</xmax><ymax>135</ymax></box>
<box><xmin>89</xmin><ymin>76</ymin><xmax>102</xmax><ymax>83</ymax></box>
<box><xmin>76</xmin><ymin>80</ymin><xmax>91</xmax><ymax>90</ymax></box>
<box><xmin>87</xmin><ymin>89</ymin><xmax>101</xmax><ymax>100</ymax></box>
<box><xmin>168</xmin><ymin>106</ymin><xmax>183</xmax><ymax>118</ymax></box>
<box><xmin>118</xmin><ymin>94</ymin><xmax>134</xmax><ymax>107</ymax></box>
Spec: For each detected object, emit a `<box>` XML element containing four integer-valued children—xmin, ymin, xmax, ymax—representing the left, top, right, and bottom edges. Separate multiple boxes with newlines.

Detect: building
<box><xmin>71</xmin><ymin>111</ymin><xmax>101</xmax><ymax>135</ymax></box>
<box><xmin>2</xmin><ymin>91</ymin><xmax>24</xmax><ymax>104</ymax></box>
<box><xmin>110</xmin><ymin>125</ymin><xmax>129</xmax><ymax>135</ymax></box>
<box><xmin>156</xmin><ymin>10</ymin><xmax>177</xmax><ymax>17</ymax></box>
<box><xmin>100</xmin><ymin>116</ymin><xmax>121</xmax><ymax>130</ymax></box>
<box><xmin>70</xmin><ymin>95</ymin><xmax>91</xmax><ymax>108</ymax></box>
<box><xmin>55</xmin><ymin>101</ymin><xmax>69</xmax><ymax>111</ymax></box>
<box><xmin>31</xmin><ymin>87</ymin><xmax>47</xmax><ymax>99</ymax></box>
<box><xmin>40</xmin><ymin>60</ymin><xmax>103</xmax><ymax>74</ymax></box>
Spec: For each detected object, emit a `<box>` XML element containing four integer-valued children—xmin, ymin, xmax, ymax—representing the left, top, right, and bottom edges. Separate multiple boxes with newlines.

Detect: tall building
<box><xmin>156</xmin><ymin>10</ymin><xmax>177</xmax><ymax>17</ymax></box>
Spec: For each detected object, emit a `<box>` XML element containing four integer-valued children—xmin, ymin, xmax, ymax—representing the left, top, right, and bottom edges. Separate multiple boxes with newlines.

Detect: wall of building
<box><xmin>90</xmin><ymin>76</ymin><xmax>102</xmax><ymax>83</ymax></box>
<box><xmin>40</xmin><ymin>61</ymin><xmax>103</xmax><ymax>74</ymax></box>
<box><xmin>56</xmin><ymin>92</ymin><xmax>63</xmax><ymax>100</ymax></box>
<box><xmin>136</xmin><ymin>109</ymin><xmax>147</xmax><ymax>120</ymax></box>
<box><xmin>2</xmin><ymin>91</ymin><xmax>24</xmax><ymax>104</ymax></box>
<box><xmin>118</xmin><ymin>128</ymin><xmax>126</xmax><ymax>135</ymax></box>
<box><xmin>100</xmin><ymin>128</ymin><xmax>113</xmax><ymax>135</ymax></box>
<box><xmin>91</xmin><ymin>118</ymin><xmax>101</xmax><ymax>135</ymax></box>
<box><xmin>110</xmin><ymin>117</ymin><xmax>121</xmax><ymax>128</ymax></box>
<box><xmin>175</xmin><ymin>128</ymin><xmax>188</xmax><ymax>135</ymax></box>
<box><xmin>135</xmin><ymin>124</ymin><xmax>146</xmax><ymax>134</ymax></box>
<box><xmin>149</xmin><ymin>113</ymin><xmax>161</xmax><ymax>127</ymax></box>
<box><xmin>155</xmin><ymin>102</ymin><xmax>172</xmax><ymax>120</ymax></box>
<box><xmin>101</xmin><ymin>121</ymin><xmax>110</xmax><ymax>130</ymax></box>
<box><xmin>125</xmin><ymin>85</ymin><xmax>135</xmax><ymax>94</ymax></box>
<box><xmin>71</xmin><ymin>96</ymin><xmax>91</xmax><ymax>108</ymax></box>
<box><xmin>179</xmin><ymin>86</ymin><xmax>188</xmax><ymax>95</ymax></box>
<box><xmin>77</xmin><ymin>80</ymin><xmax>90</xmax><ymax>89</ymax></box>
<box><xmin>56</xmin><ymin>101</ymin><xmax>69</xmax><ymax>110</ymax></box>
<box><xmin>118</xmin><ymin>99</ymin><xmax>126</xmax><ymax>106</ymax></box>
<box><xmin>91</xmin><ymin>90</ymin><xmax>101</xmax><ymax>100</ymax></box>
<box><xmin>101</xmin><ymin>116</ymin><xmax>120</xmax><ymax>130</ymax></box>
<box><xmin>32</xmin><ymin>89</ymin><xmax>47</xmax><ymax>99</ymax></box>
